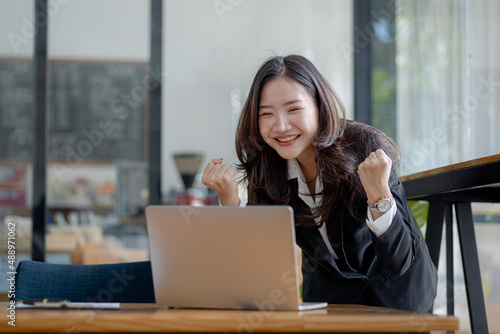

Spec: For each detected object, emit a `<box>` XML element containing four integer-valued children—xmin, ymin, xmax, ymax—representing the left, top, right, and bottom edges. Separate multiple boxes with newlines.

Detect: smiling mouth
<box><xmin>275</xmin><ymin>135</ymin><xmax>300</xmax><ymax>142</ymax></box>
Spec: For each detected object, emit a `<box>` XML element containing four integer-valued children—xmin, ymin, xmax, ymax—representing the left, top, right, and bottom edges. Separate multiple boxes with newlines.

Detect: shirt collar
<box><xmin>287</xmin><ymin>159</ymin><xmax>323</xmax><ymax>208</ymax></box>
<box><xmin>287</xmin><ymin>159</ymin><xmax>303</xmax><ymax>181</ymax></box>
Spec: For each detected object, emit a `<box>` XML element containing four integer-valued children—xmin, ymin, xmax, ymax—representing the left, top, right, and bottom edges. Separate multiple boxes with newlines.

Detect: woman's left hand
<box><xmin>357</xmin><ymin>149</ymin><xmax>392</xmax><ymax>203</ymax></box>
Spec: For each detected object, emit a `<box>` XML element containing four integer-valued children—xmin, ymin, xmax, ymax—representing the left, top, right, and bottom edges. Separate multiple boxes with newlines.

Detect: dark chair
<box><xmin>14</xmin><ymin>260</ymin><xmax>155</xmax><ymax>303</ymax></box>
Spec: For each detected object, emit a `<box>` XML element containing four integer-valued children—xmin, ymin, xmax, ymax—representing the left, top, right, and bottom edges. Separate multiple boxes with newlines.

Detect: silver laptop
<box><xmin>145</xmin><ymin>205</ymin><xmax>327</xmax><ymax>311</ymax></box>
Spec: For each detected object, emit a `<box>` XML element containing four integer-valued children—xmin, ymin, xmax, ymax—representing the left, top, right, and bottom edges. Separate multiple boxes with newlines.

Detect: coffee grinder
<box><xmin>173</xmin><ymin>153</ymin><xmax>205</xmax><ymax>205</ymax></box>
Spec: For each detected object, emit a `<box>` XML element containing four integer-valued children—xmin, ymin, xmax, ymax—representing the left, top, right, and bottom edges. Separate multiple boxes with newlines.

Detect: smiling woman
<box><xmin>201</xmin><ymin>55</ymin><xmax>438</xmax><ymax>312</ymax></box>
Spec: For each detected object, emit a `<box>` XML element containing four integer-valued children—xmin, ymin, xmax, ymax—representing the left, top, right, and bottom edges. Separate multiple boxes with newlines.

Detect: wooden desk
<box><xmin>400</xmin><ymin>154</ymin><xmax>500</xmax><ymax>334</ymax></box>
<box><xmin>0</xmin><ymin>303</ymin><xmax>458</xmax><ymax>333</ymax></box>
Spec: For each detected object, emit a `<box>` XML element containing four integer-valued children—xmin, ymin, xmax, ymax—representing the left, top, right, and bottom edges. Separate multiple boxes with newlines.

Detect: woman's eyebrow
<box><xmin>259</xmin><ymin>99</ymin><xmax>304</xmax><ymax>109</ymax></box>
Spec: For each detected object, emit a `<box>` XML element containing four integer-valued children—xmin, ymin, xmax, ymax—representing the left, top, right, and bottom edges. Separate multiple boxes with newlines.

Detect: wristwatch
<box><xmin>367</xmin><ymin>196</ymin><xmax>394</xmax><ymax>213</ymax></box>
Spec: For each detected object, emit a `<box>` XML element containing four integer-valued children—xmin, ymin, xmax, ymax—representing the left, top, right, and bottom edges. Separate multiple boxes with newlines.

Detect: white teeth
<box><xmin>276</xmin><ymin>135</ymin><xmax>299</xmax><ymax>142</ymax></box>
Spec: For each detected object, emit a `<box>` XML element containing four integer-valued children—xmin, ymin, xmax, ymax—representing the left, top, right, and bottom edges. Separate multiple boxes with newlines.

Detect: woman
<box><xmin>202</xmin><ymin>55</ymin><xmax>437</xmax><ymax>312</ymax></box>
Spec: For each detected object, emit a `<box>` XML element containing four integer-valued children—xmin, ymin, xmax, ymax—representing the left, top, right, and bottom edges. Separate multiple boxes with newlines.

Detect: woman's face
<box><xmin>258</xmin><ymin>77</ymin><xmax>319</xmax><ymax>164</ymax></box>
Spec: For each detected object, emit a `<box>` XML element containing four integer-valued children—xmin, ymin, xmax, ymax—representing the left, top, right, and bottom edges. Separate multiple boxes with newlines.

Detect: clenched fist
<box><xmin>201</xmin><ymin>158</ymin><xmax>240</xmax><ymax>206</ymax></box>
<box><xmin>357</xmin><ymin>149</ymin><xmax>392</xmax><ymax>205</ymax></box>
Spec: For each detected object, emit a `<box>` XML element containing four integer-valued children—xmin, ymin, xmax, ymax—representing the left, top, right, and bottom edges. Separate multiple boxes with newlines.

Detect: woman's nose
<box><xmin>274</xmin><ymin>114</ymin><xmax>291</xmax><ymax>132</ymax></box>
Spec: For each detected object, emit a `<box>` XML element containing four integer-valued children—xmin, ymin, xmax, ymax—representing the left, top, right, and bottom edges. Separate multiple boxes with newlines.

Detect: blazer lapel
<box><xmin>295</xmin><ymin>224</ymin><xmax>343</xmax><ymax>275</ymax></box>
<box><xmin>289</xmin><ymin>177</ymin><xmax>364</xmax><ymax>278</ymax></box>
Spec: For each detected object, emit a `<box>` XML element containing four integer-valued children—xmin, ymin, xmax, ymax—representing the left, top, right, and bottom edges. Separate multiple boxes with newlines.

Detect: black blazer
<box><xmin>289</xmin><ymin>173</ymin><xmax>438</xmax><ymax>312</ymax></box>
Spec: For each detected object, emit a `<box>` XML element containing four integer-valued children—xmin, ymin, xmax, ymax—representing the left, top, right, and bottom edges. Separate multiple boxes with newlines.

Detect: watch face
<box><xmin>378</xmin><ymin>199</ymin><xmax>392</xmax><ymax>212</ymax></box>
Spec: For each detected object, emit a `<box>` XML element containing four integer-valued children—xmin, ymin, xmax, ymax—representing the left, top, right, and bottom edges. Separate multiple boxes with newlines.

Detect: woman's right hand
<box><xmin>201</xmin><ymin>158</ymin><xmax>240</xmax><ymax>206</ymax></box>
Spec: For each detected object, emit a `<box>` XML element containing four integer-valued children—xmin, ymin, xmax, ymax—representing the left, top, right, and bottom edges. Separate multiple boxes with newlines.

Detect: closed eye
<box><xmin>258</xmin><ymin>112</ymin><xmax>273</xmax><ymax>117</ymax></box>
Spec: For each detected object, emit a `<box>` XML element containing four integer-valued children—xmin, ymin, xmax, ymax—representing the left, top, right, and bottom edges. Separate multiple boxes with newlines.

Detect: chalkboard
<box><xmin>0</xmin><ymin>60</ymin><xmax>147</xmax><ymax>160</ymax></box>
<box><xmin>0</xmin><ymin>60</ymin><xmax>32</xmax><ymax>158</ymax></box>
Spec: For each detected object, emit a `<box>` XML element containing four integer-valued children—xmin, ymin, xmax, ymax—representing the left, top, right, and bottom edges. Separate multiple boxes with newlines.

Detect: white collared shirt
<box><xmin>239</xmin><ymin>159</ymin><xmax>397</xmax><ymax>259</ymax></box>
<box><xmin>286</xmin><ymin>159</ymin><xmax>396</xmax><ymax>259</ymax></box>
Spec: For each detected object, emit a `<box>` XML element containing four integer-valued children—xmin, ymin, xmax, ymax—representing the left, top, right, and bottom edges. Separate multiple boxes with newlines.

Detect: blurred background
<box><xmin>0</xmin><ymin>1</ymin><xmax>499</xmax><ymax>332</ymax></box>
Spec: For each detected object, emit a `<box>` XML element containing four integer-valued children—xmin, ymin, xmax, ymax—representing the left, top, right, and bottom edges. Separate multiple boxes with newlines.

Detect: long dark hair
<box><xmin>235</xmin><ymin>55</ymin><xmax>400</xmax><ymax>226</ymax></box>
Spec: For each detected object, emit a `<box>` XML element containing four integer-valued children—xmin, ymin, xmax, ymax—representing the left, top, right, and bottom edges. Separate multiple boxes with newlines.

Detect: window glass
<box><xmin>0</xmin><ymin>0</ymin><xmax>34</xmax><ymax>292</ymax></box>
<box><xmin>46</xmin><ymin>0</ymin><xmax>150</xmax><ymax>265</ymax></box>
<box><xmin>396</xmin><ymin>1</ymin><xmax>500</xmax><ymax>330</ymax></box>
<box><xmin>396</xmin><ymin>0</ymin><xmax>500</xmax><ymax>175</ymax></box>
